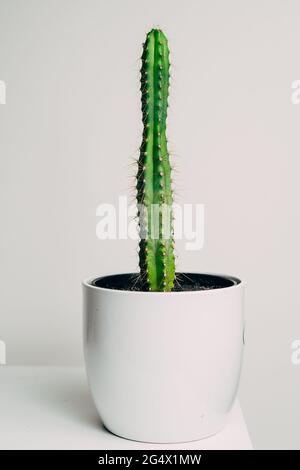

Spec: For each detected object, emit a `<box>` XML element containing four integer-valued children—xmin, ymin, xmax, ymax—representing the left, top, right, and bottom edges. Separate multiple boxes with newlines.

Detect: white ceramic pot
<box><xmin>83</xmin><ymin>273</ymin><xmax>244</xmax><ymax>443</ymax></box>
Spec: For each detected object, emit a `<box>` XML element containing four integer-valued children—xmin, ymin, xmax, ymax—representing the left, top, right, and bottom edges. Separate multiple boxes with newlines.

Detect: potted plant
<box><xmin>83</xmin><ymin>28</ymin><xmax>244</xmax><ymax>443</ymax></box>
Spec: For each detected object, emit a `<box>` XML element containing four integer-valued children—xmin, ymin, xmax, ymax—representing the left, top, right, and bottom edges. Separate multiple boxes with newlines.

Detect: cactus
<box><xmin>136</xmin><ymin>28</ymin><xmax>175</xmax><ymax>292</ymax></box>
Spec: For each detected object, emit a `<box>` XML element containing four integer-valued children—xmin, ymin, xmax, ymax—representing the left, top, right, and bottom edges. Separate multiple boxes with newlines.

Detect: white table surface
<box><xmin>0</xmin><ymin>366</ymin><xmax>252</xmax><ymax>450</ymax></box>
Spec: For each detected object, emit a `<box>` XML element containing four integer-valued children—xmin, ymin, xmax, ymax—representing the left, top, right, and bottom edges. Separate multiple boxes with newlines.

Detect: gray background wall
<box><xmin>1</xmin><ymin>0</ymin><xmax>300</xmax><ymax>449</ymax></box>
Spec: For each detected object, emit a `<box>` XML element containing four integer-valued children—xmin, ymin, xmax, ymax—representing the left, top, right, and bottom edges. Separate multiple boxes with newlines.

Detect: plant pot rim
<box><xmin>82</xmin><ymin>271</ymin><xmax>244</xmax><ymax>296</ymax></box>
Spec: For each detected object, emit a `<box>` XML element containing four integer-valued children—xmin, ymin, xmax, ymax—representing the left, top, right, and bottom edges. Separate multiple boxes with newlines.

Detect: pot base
<box><xmin>102</xmin><ymin>415</ymin><xmax>228</xmax><ymax>444</ymax></box>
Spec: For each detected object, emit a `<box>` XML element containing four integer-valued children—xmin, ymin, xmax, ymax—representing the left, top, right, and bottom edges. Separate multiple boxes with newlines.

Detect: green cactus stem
<box><xmin>136</xmin><ymin>28</ymin><xmax>175</xmax><ymax>292</ymax></box>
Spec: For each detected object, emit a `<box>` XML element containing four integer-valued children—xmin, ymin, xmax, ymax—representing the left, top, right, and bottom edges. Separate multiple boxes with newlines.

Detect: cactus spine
<box><xmin>137</xmin><ymin>28</ymin><xmax>175</xmax><ymax>292</ymax></box>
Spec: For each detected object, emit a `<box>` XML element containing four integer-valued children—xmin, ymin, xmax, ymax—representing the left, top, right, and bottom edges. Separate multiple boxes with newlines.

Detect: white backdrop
<box><xmin>1</xmin><ymin>0</ymin><xmax>300</xmax><ymax>449</ymax></box>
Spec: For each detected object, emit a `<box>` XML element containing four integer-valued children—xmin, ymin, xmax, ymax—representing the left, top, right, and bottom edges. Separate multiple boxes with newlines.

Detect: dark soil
<box><xmin>91</xmin><ymin>273</ymin><xmax>240</xmax><ymax>292</ymax></box>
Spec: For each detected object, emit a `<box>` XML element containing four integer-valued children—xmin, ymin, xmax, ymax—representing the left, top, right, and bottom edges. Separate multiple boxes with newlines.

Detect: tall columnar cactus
<box><xmin>136</xmin><ymin>28</ymin><xmax>175</xmax><ymax>292</ymax></box>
